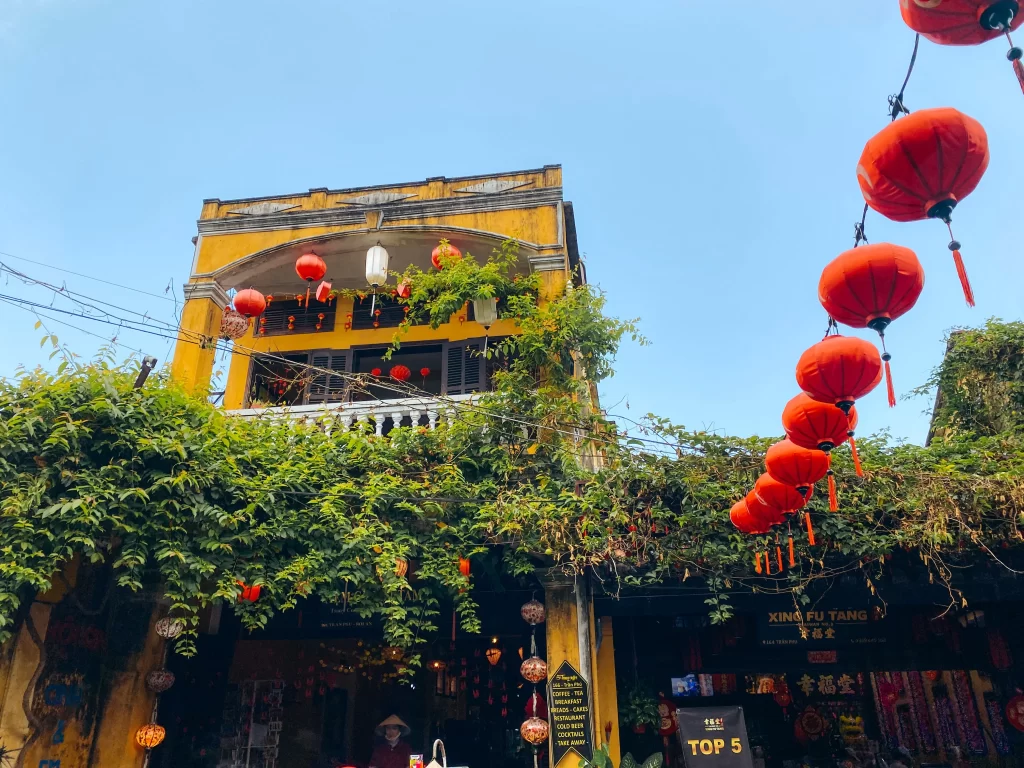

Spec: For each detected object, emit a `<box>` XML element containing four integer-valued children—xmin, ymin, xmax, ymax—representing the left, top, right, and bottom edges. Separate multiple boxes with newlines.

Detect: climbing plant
<box><xmin>0</xmin><ymin>246</ymin><xmax>1022</xmax><ymax>657</ymax></box>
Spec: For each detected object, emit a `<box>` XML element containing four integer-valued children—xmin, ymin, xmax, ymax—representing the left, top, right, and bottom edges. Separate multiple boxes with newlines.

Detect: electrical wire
<box><xmin>0</xmin><ymin>249</ymin><xmax>178</xmax><ymax>302</ymax></box>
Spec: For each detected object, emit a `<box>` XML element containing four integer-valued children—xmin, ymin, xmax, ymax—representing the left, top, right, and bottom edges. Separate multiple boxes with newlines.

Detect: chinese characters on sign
<box><xmin>675</xmin><ymin>706</ymin><xmax>754</xmax><ymax>768</ymax></box>
<box><xmin>758</xmin><ymin>608</ymin><xmax>886</xmax><ymax>646</ymax></box>
<box><xmin>547</xmin><ymin>661</ymin><xmax>593</xmax><ymax>763</ymax></box>
<box><xmin>795</xmin><ymin>674</ymin><xmax>862</xmax><ymax>698</ymax></box>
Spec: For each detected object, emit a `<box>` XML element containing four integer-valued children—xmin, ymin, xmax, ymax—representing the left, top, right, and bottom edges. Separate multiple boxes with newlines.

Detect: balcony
<box><xmin>227</xmin><ymin>392</ymin><xmax>480</xmax><ymax>435</ymax></box>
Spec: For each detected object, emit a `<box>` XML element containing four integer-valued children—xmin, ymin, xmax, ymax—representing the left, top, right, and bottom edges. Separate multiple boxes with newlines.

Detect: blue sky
<box><xmin>1</xmin><ymin>1</ymin><xmax>1020</xmax><ymax>444</ymax></box>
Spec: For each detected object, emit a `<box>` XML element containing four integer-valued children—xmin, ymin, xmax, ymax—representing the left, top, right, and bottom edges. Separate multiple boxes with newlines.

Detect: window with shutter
<box><xmin>351</xmin><ymin>296</ymin><xmax>408</xmax><ymax>330</ymax></box>
<box><xmin>307</xmin><ymin>352</ymin><xmax>349</xmax><ymax>403</ymax></box>
<box><xmin>443</xmin><ymin>340</ymin><xmax>485</xmax><ymax>395</ymax></box>
<box><xmin>258</xmin><ymin>299</ymin><xmax>336</xmax><ymax>336</ymax></box>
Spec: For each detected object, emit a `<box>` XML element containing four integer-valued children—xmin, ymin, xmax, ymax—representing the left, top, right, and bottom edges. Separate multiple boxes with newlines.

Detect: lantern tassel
<box><xmin>805</xmin><ymin>512</ymin><xmax>816</xmax><ymax>546</ymax></box>
<box><xmin>849</xmin><ymin>434</ymin><xmax>864</xmax><ymax>477</ymax></box>
<box><xmin>883</xmin><ymin>354</ymin><xmax>896</xmax><ymax>408</ymax></box>
<box><xmin>764</xmin><ymin>550</ymin><xmax>771</xmax><ymax>575</ymax></box>
<box><xmin>1007</xmin><ymin>33</ymin><xmax>1024</xmax><ymax>93</ymax></box>
<box><xmin>946</xmin><ymin>223</ymin><xmax>975</xmax><ymax>307</ymax></box>
<box><xmin>1014</xmin><ymin>58</ymin><xmax>1024</xmax><ymax>94</ymax></box>
<box><xmin>776</xmin><ymin>540</ymin><xmax>784</xmax><ymax>573</ymax></box>
<box><xmin>754</xmin><ymin>552</ymin><xmax>763</xmax><ymax>574</ymax></box>
<box><xmin>788</xmin><ymin>524</ymin><xmax>796</xmax><ymax>567</ymax></box>
<box><xmin>826</xmin><ymin>453</ymin><xmax>838</xmax><ymax>512</ymax></box>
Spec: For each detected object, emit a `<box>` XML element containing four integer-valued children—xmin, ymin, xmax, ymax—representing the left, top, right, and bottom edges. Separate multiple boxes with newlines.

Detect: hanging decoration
<box><xmin>900</xmin><ymin>0</ymin><xmax>1024</xmax><ymax>92</ymax></box>
<box><xmin>154</xmin><ymin>617</ymin><xmax>186</xmax><ymax>640</ymax></box>
<box><xmin>521</xmin><ymin>598</ymin><xmax>546</xmax><ymax>626</ymax></box>
<box><xmin>315</xmin><ymin>280</ymin><xmax>333</xmax><ymax>303</ymax></box>
<box><xmin>745</xmin><ymin>489</ymin><xmax>786</xmax><ymax>527</ymax></box>
<box><xmin>782</xmin><ymin>394</ymin><xmax>855</xmax><ymax>512</ymax></box>
<box><xmin>135</xmin><ymin>723</ymin><xmax>166</xmax><ymax>749</ymax></box>
<box><xmin>145</xmin><ymin>669</ymin><xmax>176</xmax><ymax>693</ymax></box>
<box><xmin>520</xmin><ymin>596</ymin><xmax>549</xmax><ymax>767</ymax></box>
<box><xmin>395</xmin><ymin>557</ymin><xmax>409</xmax><ymax>578</ymax></box>
<box><xmin>754</xmin><ymin>474</ymin><xmax>810</xmax><ymax>518</ymax></box>
<box><xmin>370</xmin><ymin>368</ymin><xmax>382</xmax><ymax>377</ymax></box>
<box><xmin>765</xmin><ymin>440</ymin><xmax>829</xmax><ymax>497</ymax></box>
<box><xmin>219</xmin><ymin>307</ymin><xmax>250</xmax><ymax>340</ymax></box>
<box><xmin>296</xmin><ymin>252</ymin><xmax>327</xmax><ymax>306</ymax></box>
<box><xmin>233</xmin><ymin>288</ymin><xmax>267</xmax><ymax>319</ymax></box>
<box><xmin>237</xmin><ymin>581</ymin><xmax>261</xmax><ymax>602</ymax></box>
<box><xmin>818</xmin><ymin>242</ymin><xmax>925</xmax><ymax>407</ymax></box>
<box><xmin>366</xmin><ymin>243</ymin><xmax>390</xmax><ymax>315</ymax></box>
<box><xmin>458</xmin><ymin>557</ymin><xmax>471</xmax><ymax>577</ymax></box>
<box><xmin>390</xmin><ymin>364</ymin><xmax>412</xmax><ymax>382</ymax></box>
<box><xmin>486</xmin><ymin>644</ymin><xmax>503</xmax><ymax>666</ymax></box>
<box><xmin>796</xmin><ymin>335</ymin><xmax>882</xmax><ymax>414</ymax></box>
<box><xmin>471</xmin><ymin>296</ymin><xmax>499</xmax><ymax>353</ymax></box>
<box><xmin>730</xmin><ymin>499</ymin><xmax>771</xmax><ymax>535</ymax></box>
<box><xmin>420</xmin><ymin>367</ymin><xmax>431</xmax><ymax>385</ymax></box>
<box><xmin>856</xmin><ymin>107</ymin><xmax>989</xmax><ymax>306</ymax></box>
<box><xmin>431</xmin><ymin>240</ymin><xmax>462</xmax><ymax>270</ymax></box>
<box><xmin>521</xmin><ymin>656</ymin><xmax>548</xmax><ymax>683</ymax></box>
<box><xmin>520</xmin><ymin>717</ymin><xmax>549</xmax><ymax>745</ymax></box>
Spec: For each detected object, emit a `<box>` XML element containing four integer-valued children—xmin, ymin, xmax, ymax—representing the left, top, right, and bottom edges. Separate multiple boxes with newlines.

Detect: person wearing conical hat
<box><xmin>370</xmin><ymin>715</ymin><xmax>412</xmax><ymax>768</ymax></box>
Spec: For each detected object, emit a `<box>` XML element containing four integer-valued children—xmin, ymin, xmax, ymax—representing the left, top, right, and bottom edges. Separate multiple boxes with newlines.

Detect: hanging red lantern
<box><xmin>796</xmin><ymin>335</ymin><xmax>882</xmax><ymax>415</ymax></box>
<box><xmin>396</xmin><ymin>280</ymin><xmax>412</xmax><ymax>299</ymax></box>
<box><xmin>233</xmin><ymin>288</ymin><xmax>267</xmax><ymax>318</ymax></box>
<box><xmin>754</xmin><ymin>474</ymin><xmax>809</xmax><ymax>516</ymax></box>
<box><xmin>431</xmin><ymin>240</ymin><xmax>462</xmax><ymax>270</ymax></box>
<box><xmin>730</xmin><ymin>499</ymin><xmax>771</xmax><ymax>535</ymax></box>
<box><xmin>370</xmin><ymin>368</ymin><xmax>382</xmax><ymax>377</ymax></box>
<box><xmin>458</xmin><ymin>557</ymin><xmax>471</xmax><ymax>577</ymax></box>
<box><xmin>237</xmin><ymin>581</ymin><xmax>261</xmax><ymax>602</ymax></box>
<box><xmin>819</xmin><ymin>242</ymin><xmax>925</xmax><ymax>408</ymax></box>
<box><xmin>782</xmin><ymin>394</ymin><xmax>855</xmax><ymax>512</ymax></box>
<box><xmin>420</xmin><ymin>367</ymin><xmax>431</xmax><ymax>378</ymax></box>
<box><xmin>745</xmin><ymin>489</ymin><xmax>786</xmax><ymax>527</ymax></box>
<box><xmin>899</xmin><ymin>0</ymin><xmax>1024</xmax><ymax>92</ymax></box>
<box><xmin>520</xmin><ymin>717</ymin><xmax>549</xmax><ymax>745</ymax></box>
<box><xmin>315</xmin><ymin>280</ymin><xmax>333</xmax><ymax>303</ymax></box>
<box><xmin>765</xmin><ymin>440</ymin><xmax>829</xmax><ymax>496</ymax></box>
<box><xmin>390</xmin><ymin>364</ymin><xmax>412</xmax><ymax>382</ymax></box>
<box><xmin>857</xmin><ymin>107</ymin><xmax>989</xmax><ymax>306</ymax></box>
<box><xmin>395</xmin><ymin>558</ymin><xmax>409</xmax><ymax>578</ymax></box>
<box><xmin>296</xmin><ymin>252</ymin><xmax>327</xmax><ymax>306</ymax></box>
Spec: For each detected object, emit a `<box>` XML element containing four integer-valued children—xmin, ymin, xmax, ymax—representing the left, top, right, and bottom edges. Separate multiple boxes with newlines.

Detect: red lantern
<box><xmin>370</xmin><ymin>368</ymin><xmax>382</xmax><ymax>377</ymax></box>
<box><xmin>237</xmin><ymin>581</ymin><xmax>261</xmax><ymax>602</ymax></box>
<box><xmin>819</xmin><ymin>242</ymin><xmax>925</xmax><ymax>407</ymax></box>
<box><xmin>420</xmin><ymin>367</ymin><xmax>431</xmax><ymax>378</ymax></box>
<box><xmin>796</xmin><ymin>335</ymin><xmax>882</xmax><ymax>414</ymax></box>
<box><xmin>233</xmin><ymin>288</ymin><xmax>267</xmax><ymax>318</ymax></box>
<box><xmin>431</xmin><ymin>241</ymin><xmax>462</xmax><ymax>270</ymax></box>
<box><xmin>857</xmin><ymin>108</ymin><xmax>989</xmax><ymax>306</ymax></box>
<box><xmin>899</xmin><ymin>0</ymin><xmax>1024</xmax><ymax>93</ymax></box>
<box><xmin>396</xmin><ymin>280</ymin><xmax>412</xmax><ymax>299</ymax></box>
<box><xmin>730</xmin><ymin>499</ymin><xmax>771</xmax><ymax>535</ymax></box>
<box><xmin>782</xmin><ymin>394</ymin><xmax>856</xmax><ymax>512</ymax></box>
<box><xmin>296</xmin><ymin>252</ymin><xmax>327</xmax><ymax>306</ymax></box>
<box><xmin>458</xmin><ymin>557</ymin><xmax>471</xmax><ymax>577</ymax></box>
<box><xmin>765</xmin><ymin>440</ymin><xmax>829</xmax><ymax>496</ymax></box>
<box><xmin>745</xmin><ymin>489</ymin><xmax>785</xmax><ymax>527</ymax></box>
<box><xmin>754</xmin><ymin>474</ymin><xmax>808</xmax><ymax>515</ymax></box>
<box><xmin>520</xmin><ymin>717</ymin><xmax>549</xmax><ymax>745</ymax></box>
<box><xmin>390</xmin><ymin>364</ymin><xmax>412</xmax><ymax>382</ymax></box>
<box><xmin>315</xmin><ymin>280</ymin><xmax>333</xmax><ymax>303</ymax></box>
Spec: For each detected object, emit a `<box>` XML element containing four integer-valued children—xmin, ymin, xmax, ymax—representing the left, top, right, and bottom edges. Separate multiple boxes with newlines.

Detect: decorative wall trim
<box><xmin>196</xmin><ymin>188</ymin><xmax>564</xmax><ymax>236</ymax></box>
<box><xmin>336</xmin><ymin>191</ymin><xmax>418</xmax><ymax>206</ymax></box>
<box><xmin>453</xmin><ymin>179</ymin><xmax>534</xmax><ymax>194</ymax></box>
<box><xmin>529</xmin><ymin>254</ymin><xmax>568</xmax><ymax>272</ymax></box>
<box><xmin>183</xmin><ymin>281</ymin><xmax>230</xmax><ymax>309</ymax></box>
<box><xmin>225</xmin><ymin>202</ymin><xmax>300</xmax><ymax>216</ymax></box>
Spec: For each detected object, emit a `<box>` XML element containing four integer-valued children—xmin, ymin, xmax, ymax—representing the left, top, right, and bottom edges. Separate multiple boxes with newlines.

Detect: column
<box><xmin>170</xmin><ymin>281</ymin><xmax>229</xmax><ymax>393</ymax></box>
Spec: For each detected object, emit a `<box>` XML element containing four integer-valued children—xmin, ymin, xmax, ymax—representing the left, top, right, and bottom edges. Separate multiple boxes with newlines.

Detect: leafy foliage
<box><xmin>1</xmin><ymin>248</ymin><xmax>1022</xmax><ymax>657</ymax></box>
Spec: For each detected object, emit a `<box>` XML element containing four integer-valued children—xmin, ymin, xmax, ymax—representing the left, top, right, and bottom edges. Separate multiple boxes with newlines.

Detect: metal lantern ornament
<box><xmin>365</xmin><ymin>243</ymin><xmax>390</xmax><ymax>314</ymax></box>
<box><xmin>145</xmin><ymin>669</ymin><xmax>176</xmax><ymax>694</ymax></box>
<box><xmin>135</xmin><ymin>723</ymin><xmax>166</xmax><ymax>749</ymax></box>
<box><xmin>899</xmin><ymin>0</ymin><xmax>1024</xmax><ymax>92</ymax></box>
<box><xmin>521</xmin><ymin>599</ymin><xmax>546</xmax><ymax>626</ymax></box>
<box><xmin>520</xmin><ymin>656</ymin><xmax>548</xmax><ymax>683</ymax></box>
<box><xmin>219</xmin><ymin>307</ymin><xmax>250</xmax><ymax>340</ymax></box>
<box><xmin>154</xmin><ymin>617</ymin><xmax>186</xmax><ymax>640</ymax></box>
<box><xmin>857</xmin><ymin>107</ymin><xmax>989</xmax><ymax>306</ymax></box>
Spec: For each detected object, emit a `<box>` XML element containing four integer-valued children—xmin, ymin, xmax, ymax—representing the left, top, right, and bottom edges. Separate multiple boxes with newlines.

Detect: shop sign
<box><xmin>807</xmin><ymin>650</ymin><xmax>837</xmax><ymax>664</ymax></box>
<box><xmin>547</xmin><ymin>661</ymin><xmax>593</xmax><ymax>764</ymax></box>
<box><xmin>318</xmin><ymin>605</ymin><xmax>378</xmax><ymax>635</ymax></box>
<box><xmin>676</xmin><ymin>706</ymin><xmax>754</xmax><ymax>768</ymax></box>
<box><xmin>758</xmin><ymin>608</ymin><xmax>885</xmax><ymax>646</ymax></box>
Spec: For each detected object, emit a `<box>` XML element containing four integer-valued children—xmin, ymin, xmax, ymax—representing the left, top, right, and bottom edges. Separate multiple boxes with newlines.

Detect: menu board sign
<box><xmin>548</xmin><ymin>661</ymin><xmax>593</xmax><ymax>763</ymax></box>
<box><xmin>676</xmin><ymin>706</ymin><xmax>753</xmax><ymax>768</ymax></box>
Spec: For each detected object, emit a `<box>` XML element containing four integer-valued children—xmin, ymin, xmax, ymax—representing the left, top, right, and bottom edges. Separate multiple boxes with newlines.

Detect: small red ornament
<box><xmin>238</xmin><ymin>581</ymin><xmax>261</xmax><ymax>602</ymax></box>
<box><xmin>370</xmin><ymin>368</ymin><xmax>382</xmax><ymax>377</ymax></box>
<box><xmin>458</xmin><ymin>557</ymin><xmax>471</xmax><ymax>577</ymax></box>
<box><xmin>233</xmin><ymin>288</ymin><xmax>267</xmax><ymax>318</ymax></box>
<box><xmin>420</xmin><ymin>367</ymin><xmax>431</xmax><ymax>378</ymax></box>
<box><xmin>315</xmin><ymin>280</ymin><xmax>333</xmax><ymax>303</ymax></box>
<box><xmin>1007</xmin><ymin>695</ymin><xmax>1024</xmax><ymax>732</ymax></box>
<box><xmin>390</xmin><ymin>365</ymin><xmax>412</xmax><ymax>382</ymax></box>
<box><xmin>396</xmin><ymin>281</ymin><xmax>412</xmax><ymax>299</ymax></box>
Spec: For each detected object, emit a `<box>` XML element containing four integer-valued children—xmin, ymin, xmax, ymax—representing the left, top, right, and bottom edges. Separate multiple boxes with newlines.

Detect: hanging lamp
<box><xmin>432</xmin><ymin>240</ymin><xmax>462</xmax><ymax>270</ymax></box>
<box><xmin>296</xmin><ymin>252</ymin><xmax>327</xmax><ymax>307</ymax></box>
<box><xmin>365</xmin><ymin>243</ymin><xmax>390</xmax><ymax>316</ymax></box>
<box><xmin>233</xmin><ymin>288</ymin><xmax>267</xmax><ymax>319</ymax></box>
<box><xmin>857</xmin><ymin>107</ymin><xmax>989</xmax><ymax>306</ymax></box>
<box><xmin>796</xmin><ymin>335</ymin><xmax>882</xmax><ymax>415</ymax></box>
<box><xmin>765</xmin><ymin>439</ymin><xmax>829</xmax><ymax>497</ymax></box>
<box><xmin>782</xmin><ymin>394</ymin><xmax>855</xmax><ymax>511</ymax></box>
<box><xmin>818</xmin><ymin>242</ymin><xmax>925</xmax><ymax>407</ymax></box>
<box><xmin>900</xmin><ymin>0</ymin><xmax>1024</xmax><ymax>92</ymax></box>
<box><xmin>754</xmin><ymin>473</ymin><xmax>811</xmax><ymax>516</ymax></box>
<box><xmin>730</xmin><ymin>499</ymin><xmax>771</xmax><ymax>535</ymax></box>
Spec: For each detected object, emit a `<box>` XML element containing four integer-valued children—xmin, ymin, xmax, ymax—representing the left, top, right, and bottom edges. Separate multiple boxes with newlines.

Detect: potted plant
<box><xmin>580</xmin><ymin>745</ymin><xmax>663</xmax><ymax>768</ymax></box>
<box><xmin>620</xmin><ymin>684</ymin><xmax>659</xmax><ymax>734</ymax></box>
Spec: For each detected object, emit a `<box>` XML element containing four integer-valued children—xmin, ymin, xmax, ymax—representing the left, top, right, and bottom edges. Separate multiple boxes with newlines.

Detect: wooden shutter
<box><xmin>260</xmin><ymin>299</ymin><xmax>336</xmax><ymax>336</ymax></box>
<box><xmin>443</xmin><ymin>340</ymin><xmax>485</xmax><ymax>395</ymax></box>
<box><xmin>307</xmin><ymin>351</ymin><xmax>349</xmax><ymax>403</ymax></box>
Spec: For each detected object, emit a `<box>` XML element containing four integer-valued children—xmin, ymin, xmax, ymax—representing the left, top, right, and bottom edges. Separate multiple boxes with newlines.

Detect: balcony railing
<box><xmin>226</xmin><ymin>393</ymin><xmax>480</xmax><ymax>435</ymax></box>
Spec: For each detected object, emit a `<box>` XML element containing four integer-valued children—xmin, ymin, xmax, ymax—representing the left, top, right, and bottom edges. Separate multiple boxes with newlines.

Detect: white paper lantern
<box><xmin>471</xmin><ymin>297</ymin><xmax>498</xmax><ymax>329</ymax></box>
<box><xmin>366</xmin><ymin>244</ymin><xmax>390</xmax><ymax>288</ymax></box>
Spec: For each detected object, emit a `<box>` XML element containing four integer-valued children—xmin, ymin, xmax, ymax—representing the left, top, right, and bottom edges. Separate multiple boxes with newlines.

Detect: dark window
<box><xmin>308</xmin><ymin>351</ymin><xmax>350</xmax><ymax>404</ymax></box>
<box><xmin>258</xmin><ymin>298</ymin><xmax>336</xmax><ymax>337</ymax></box>
<box><xmin>443</xmin><ymin>339</ymin><xmax>486</xmax><ymax>395</ymax></box>
<box><xmin>247</xmin><ymin>353</ymin><xmax>310</xmax><ymax>407</ymax></box>
<box><xmin>351</xmin><ymin>295</ymin><xmax>408</xmax><ymax>330</ymax></box>
<box><xmin>352</xmin><ymin>345</ymin><xmax>444</xmax><ymax>400</ymax></box>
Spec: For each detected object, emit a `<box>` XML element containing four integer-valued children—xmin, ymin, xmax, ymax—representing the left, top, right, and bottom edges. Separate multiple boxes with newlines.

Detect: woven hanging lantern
<box><xmin>145</xmin><ymin>670</ymin><xmax>176</xmax><ymax>693</ymax></box>
<box><xmin>219</xmin><ymin>307</ymin><xmax>250</xmax><ymax>340</ymax></box>
<box><xmin>154</xmin><ymin>617</ymin><xmax>186</xmax><ymax>640</ymax></box>
<box><xmin>135</xmin><ymin>723</ymin><xmax>166</xmax><ymax>749</ymax></box>
<box><xmin>520</xmin><ymin>599</ymin><xmax>546</xmax><ymax>626</ymax></box>
<box><xmin>520</xmin><ymin>717</ymin><xmax>549</xmax><ymax>745</ymax></box>
<box><xmin>520</xmin><ymin>656</ymin><xmax>548</xmax><ymax>683</ymax></box>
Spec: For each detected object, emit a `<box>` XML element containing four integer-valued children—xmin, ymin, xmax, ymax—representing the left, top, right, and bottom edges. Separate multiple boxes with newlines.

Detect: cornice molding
<box><xmin>529</xmin><ymin>254</ymin><xmax>568</xmax><ymax>272</ymax></box>
<box><xmin>183</xmin><ymin>281</ymin><xmax>230</xmax><ymax>309</ymax></box>
<box><xmin>197</xmin><ymin>187</ymin><xmax>564</xmax><ymax>236</ymax></box>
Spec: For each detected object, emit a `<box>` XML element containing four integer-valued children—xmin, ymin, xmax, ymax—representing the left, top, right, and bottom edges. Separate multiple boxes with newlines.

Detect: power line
<box><xmin>0</xmin><ymin>250</ymin><xmax>178</xmax><ymax>303</ymax></box>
